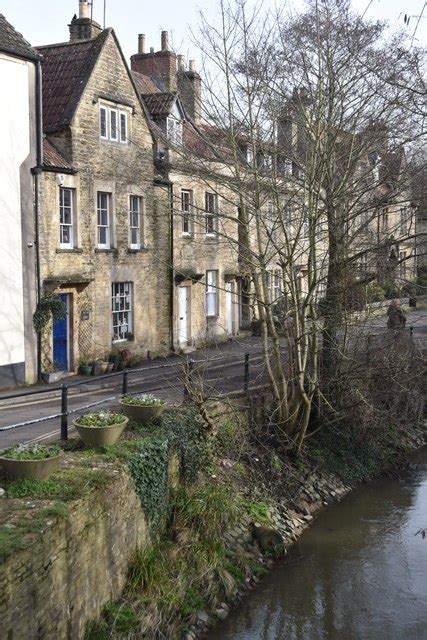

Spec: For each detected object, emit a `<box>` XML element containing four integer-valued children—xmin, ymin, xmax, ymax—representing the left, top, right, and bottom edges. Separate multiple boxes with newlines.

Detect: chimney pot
<box><xmin>150</xmin><ymin>47</ymin><xmax>154</xmax><ymax>54</ymax></box>
<box><xmin>178</xmin><ymin>54</ymin><xmax>185</xmax><ymax>71</ymax></box>
<box><xmin>138</xmin><ymin>33</ymin><xmax>145</xmax><ymax>54</ymax></box>
<box><xmin>189</xmin><ymin>59</ymin><xmax>196</xmax><ymax>72</ymax></box>
<box><xmin>79</xmin><ymin>0</ymin><xmax>90</xmax><ymax>19</ymax></box>
<box><xmin>161</xmin><ymin>31</ymin><xmax>169</xmax><ymax>51</ymax></box>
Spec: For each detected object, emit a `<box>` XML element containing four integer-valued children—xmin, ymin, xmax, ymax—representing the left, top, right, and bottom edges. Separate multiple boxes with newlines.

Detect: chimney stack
<box><xmin>161</xmin><ymin>31</ymin><xmax>169</xmax><ymax>52</ymax></box>
<box><xmin>131</xmin><ymin>30</ymin><xmax>177</xmax><ymax>92</ymax></box>
<box><xmin>177</xmin><ymin>60</ymin><xmax>202</xmax><ymax>125</ymax></box>
<box><xmin>138</xmin><ymin>34</ymin><xmax>145</xmax><ymax>54</ymax></box>
<box><xmin>70</xmin><ymin>0</ymin><xmax>101</xmax><ymax>42</ymax></box>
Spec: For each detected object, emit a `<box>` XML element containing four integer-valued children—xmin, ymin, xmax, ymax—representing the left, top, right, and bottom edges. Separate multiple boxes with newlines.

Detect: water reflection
<box><xmin>207</xmin><ymin>449</ymin><xmax>427</xmax><ymax>640</ymax></box>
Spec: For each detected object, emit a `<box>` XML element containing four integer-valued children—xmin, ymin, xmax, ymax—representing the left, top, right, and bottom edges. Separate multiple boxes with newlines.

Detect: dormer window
<box><xmin>167</xmin><ymin>116</ymin><xmax>183</xmax><ymax>146</ymax></box>
<box><xmin>99</xmin><ymin>103</ymin><xmax>128</xmax><ymax>144</ymax></box>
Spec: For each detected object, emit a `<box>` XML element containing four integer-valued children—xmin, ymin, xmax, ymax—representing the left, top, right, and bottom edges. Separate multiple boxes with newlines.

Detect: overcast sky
<box><xmin>2</xmin><ymin>0</ymin><xmax>426</xmax><ymax>63</ymax></box>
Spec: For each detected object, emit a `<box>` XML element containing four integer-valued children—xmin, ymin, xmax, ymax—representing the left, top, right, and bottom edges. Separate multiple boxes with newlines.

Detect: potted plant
<box><xmin>0</xmin><ymin>443</ymin><xmax>62</xmax><ymax>480</ymax></box>
<box><xmin>91</xmin><ymin>360</ymin><xmax>101</xmax><ymax>376</ymax></box>
<box><xmin>73</xmin><ymin>411</ymin><xmax>129</xmax><ymax>447</ymax></box>
<box><xmin>108</xmin><ymin>351</ymin><xmax>120</xmax><ymax>372</ymax></box>
<box><xmin>99</xmin><ymin>358</ymin><xmax>109</xmax><ymax>375</ymax></box>
<box><xmin>41</xmin><ymin>361</ymin><xmax>63</xmax><ymax>384</ymax></box>
<box><xmin>120</xmin><ymin>393</ymin><xmax>166</xmax><ymax>423</ymax></box>
<box><xmin>78</xmin><ymin>357</ymin><xmax>92</xmax><ymax>376</ymax></box>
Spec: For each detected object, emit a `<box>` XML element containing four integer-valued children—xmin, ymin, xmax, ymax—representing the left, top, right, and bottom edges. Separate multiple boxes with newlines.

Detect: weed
<box><xmin>244</xmin><ymin>501</ymin><xmax>271</xmax><ymax>525</ymax></box>
<box><xmin>172</xmin><ymin>484</ymin><xmax>242</xmax><ymax>536</ymax></box>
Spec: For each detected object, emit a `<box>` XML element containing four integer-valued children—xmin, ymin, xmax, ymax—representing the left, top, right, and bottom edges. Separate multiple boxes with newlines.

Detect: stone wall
<box><xmin>0</xmin><ymin>467</ymin><xmax>149</xmax><ymax>640</ymax></box>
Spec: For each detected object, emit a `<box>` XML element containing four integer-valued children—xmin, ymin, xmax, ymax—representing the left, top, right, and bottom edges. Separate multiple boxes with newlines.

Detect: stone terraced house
<box><xmin>130</xmin><ymin>32</ymin><xmax>242</xmax><ymax>350</ymax></box>
<box><xmin>36</xmin><ymin>1</ymin><xmax>170</xmax><ymax>373</ymax></box>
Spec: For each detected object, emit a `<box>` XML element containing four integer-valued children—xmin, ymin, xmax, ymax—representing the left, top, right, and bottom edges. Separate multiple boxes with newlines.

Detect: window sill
<box><xmin>95</xmin><ymin>248</ymin><xmax>118</xmax><ymax>255</ymax></box>
<box><xmin>56</xmin><ymin>248</ymin><xmax>83</xmax><ymax>254</ymax></box>
<box><xmin>127</xmin><ymin>247</ymin><xmax>149</xmax><ymax>254</ymax></box>
<box><xmin>205</xmin><ymin>234</ymin><xmax>219</xmax><ymax>240</ymax></box>
<box><xmin>181</xmin><ymin>233</ymin><xmax>194</xmax><ymax>239</ymax></box>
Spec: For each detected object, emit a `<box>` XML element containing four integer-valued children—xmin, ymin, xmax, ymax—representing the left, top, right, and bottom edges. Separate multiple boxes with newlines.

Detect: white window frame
<box><xmin>112</xmin><ymin>282</ymin><xmax>133</xmax><ymax>342</ymax></box>
<box><xmin>205</xmin><ymin>192</ymin><xmax>218</xmax><ymax>236</ymax></box>
<box><xmin>59</xmin><ymin>187</ymin><xmax>75</xmax><ymax>249</ymax></box>
<box><xmin>100</xmin><ymin>105</ymin><xmax>108</xmax><ymax>140</ymax></box>
<box><xmin>206</xmin><ymin>270</ymin><xmax>219</xmax><ymax>317</ymax></box>
<box><xmin>181</xmin><ymin>190</ymin><xmax>193</xmax><ymax>235</ymax></box>
<box><xmin>167</xmin><ymin>116</ymin><xmax>183</xmax><ymax>146</ymax></box>
<box><xmin>120</xmin><ymin>111</ymin><xmax>127</xmax><ymax>144</ymax></box>
<box><xmin>129</xmin><ymin>195</ymin><xmax>143</xmax><ymax>249</ymax></box>
<box><xmin>97</xmin><ymin>191</ymin><xmax>111</xmax><ymax>249</ymax></box>
<box><xmin>110</xmin><ymin>108</ymin><xmax>118</xmax><ymax>142</ymax></box>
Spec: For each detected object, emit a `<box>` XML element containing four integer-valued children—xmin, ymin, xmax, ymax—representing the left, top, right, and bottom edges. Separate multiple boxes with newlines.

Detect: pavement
<box><xmin>0</xmin><ymin>308</ymin><xmax>425</xmax><ymax>451</ymax></box>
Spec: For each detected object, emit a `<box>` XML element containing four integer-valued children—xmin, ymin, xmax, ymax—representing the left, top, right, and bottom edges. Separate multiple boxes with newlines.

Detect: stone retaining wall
<box><xmin>0</xmin><ymin>465</ymin><xmax>149</xmax><ymax>640</ymax></box>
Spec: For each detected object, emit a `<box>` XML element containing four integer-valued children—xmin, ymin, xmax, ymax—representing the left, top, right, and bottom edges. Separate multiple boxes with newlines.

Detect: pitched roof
<box><xmin>36</xmin><ymin>30</ymin><xmax>109</xmax><ymax>133</ymax></box>
<box><xmin>142</xmin><ymin>92</ymin><xmax>178</xmax><ymax>117</ymax></box>
<box><xmin>0</xmin><ymin>14</ymin><xmax>40</xmax><ymax>61</ymax></box>
<box><xmin>131</xmin><ymin>70</ymin><xmax>161</xmax><ymax>95</ymax></box>
<box><xmin>43</xmin><ymin>139</ymin><xmax>75</xmax><ymax>171</ymax></box>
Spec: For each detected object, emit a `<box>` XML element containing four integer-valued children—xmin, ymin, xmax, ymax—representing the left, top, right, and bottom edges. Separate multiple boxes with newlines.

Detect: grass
<box><xmin>172</xmin><ymin>484</ymin><xmax>243</xmax><ymax>536</ymax></box>
<box><xmin>244</xmin><ymin>501</ymin><xmax>272</xmax><ymax>525</ymax></box>
<box><xmin>5</xmin><ymin>467</ymin><xmax>110</xmax><ymax>500</ymax></box>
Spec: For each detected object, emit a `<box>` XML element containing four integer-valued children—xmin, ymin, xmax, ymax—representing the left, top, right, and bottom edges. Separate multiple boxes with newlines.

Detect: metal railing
<box><xmin>0</xmin><ymin>352</ymin><xmax>256</xmax><ymax>442</ymax></box>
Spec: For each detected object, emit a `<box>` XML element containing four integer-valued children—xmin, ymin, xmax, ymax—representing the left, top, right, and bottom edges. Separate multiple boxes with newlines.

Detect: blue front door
<box><xmin>53</xmin><ymin>294</ymin><xmax>69</xmax><ymax>371</ymax></box>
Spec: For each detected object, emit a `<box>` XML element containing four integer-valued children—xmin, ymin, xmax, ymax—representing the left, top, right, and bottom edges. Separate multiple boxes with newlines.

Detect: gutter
<box><xmin>31</xmin><ymin>59</ymin><xmax>44</xmax><ymax>381</ymax></box>
<box><xmin>168</xmin><ymin>181</ymin><xmax>175</xmax><ymax>352</ymax></box>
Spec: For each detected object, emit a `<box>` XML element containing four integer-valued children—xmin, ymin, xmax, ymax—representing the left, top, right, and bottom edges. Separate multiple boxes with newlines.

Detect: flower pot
<box><xmin>0</xmin><ymin>453</ymin><xmax>61</xmax><ymax>480</ymax></box>
<box><xmin>92</xmin><ymin>361</ymin><xmax>101</xmax><ymax>376</ymax></box>
<box><xmin>80</xmin><ymin>365</ymin><xmax>92</xmax><ymax>376</ymax></box>
<box><xmin>41</xmin><ymin>371</ymin><xmax>63</xmax><ymax>384</ymax></box>
<box><xmin>106</xmin><ymin>363</ymin><xmax>114</xmax><ymax>373</ymax></box>
<box><xmin>73</xmin><ymin>416</ymin><xmax>129</xmax><ymax>447</ymax></box>
<box><xmin>99</xmin><ymin>361</ymin><xmax>109</xmax><ymax>374</ymax></box>
<box><xmin>119</xmin><ymin>400</ymin><xmax>165</xmax><ymax>423</ymax></box>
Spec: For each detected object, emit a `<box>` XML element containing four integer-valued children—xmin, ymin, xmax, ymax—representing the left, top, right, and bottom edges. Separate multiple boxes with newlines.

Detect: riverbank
<box><xmin>0</xmin><ymin>402</ymin><xmax>425</xmax><ymax>639</ymax></box>
<box><xmin>86</xmin><ymin>401</ymin><xmax>425</xmax><ymax>640</ymax></box>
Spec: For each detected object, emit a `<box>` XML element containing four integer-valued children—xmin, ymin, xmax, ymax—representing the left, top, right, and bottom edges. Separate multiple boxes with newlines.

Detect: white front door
<box><xmin>178</xmin><ymin>286</ymin><xmax>191</xmax><ymax>347</ymax></box>
<box><xmin>226</xmin><ymin>282</ymin><xmax>234</xmax><ymax>335</ymax></box>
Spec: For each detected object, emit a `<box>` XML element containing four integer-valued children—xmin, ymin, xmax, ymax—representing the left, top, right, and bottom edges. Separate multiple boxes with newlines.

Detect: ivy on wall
<box><xmin>33</xmin><ymin>292</ymin><xmax>66</xmax><ymax>334</ymax></box>
<box><xmin>126</xmin><ymin>406</ymin><xmax>209</xmax><ymax>531</ymax></box>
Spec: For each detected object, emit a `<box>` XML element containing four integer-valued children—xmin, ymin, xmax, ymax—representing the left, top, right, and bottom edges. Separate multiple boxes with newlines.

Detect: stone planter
<box><xmin>0</xmin><ymin>453</ymin><xmax>61</xmax><ymax>480</ymax></box>
<box><xmin>41</xmin><ymin>371</ymin><xmax>63</xmax><ymax>384</ymax></box>
<box><xmin>119</xmin><ymin>400</ymin><xmax>165</xmax><ymax>423</ymax></box>
<box><xmin>73</xmin><ymin>416</ymin><xmax>129</xmax><ymax>447</ymax></box>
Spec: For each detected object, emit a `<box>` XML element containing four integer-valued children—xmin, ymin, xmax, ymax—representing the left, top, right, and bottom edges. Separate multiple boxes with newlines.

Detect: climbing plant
<box><xmin>33</xmin><ymin>292</ymin><xmax>66</xmax><ymax>334</ymax></box>
<box><xmin>126</xmin><ymin>406</ymin><xmax>209</xmax><ymax>531</ymax></box>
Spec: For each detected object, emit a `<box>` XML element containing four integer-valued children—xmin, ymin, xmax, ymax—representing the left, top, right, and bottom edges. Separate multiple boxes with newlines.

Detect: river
<box><xmin>207</xmin><ymin>447</ymin><xmax>427</xmax><ymax>640</ymax></box>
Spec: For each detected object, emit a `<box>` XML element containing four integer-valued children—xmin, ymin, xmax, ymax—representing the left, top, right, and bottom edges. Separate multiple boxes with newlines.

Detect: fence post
<box><xmin>122</xmin><ymin>370</ymin><xmax>128</xmax><ymax>396</ymax></box>
<box><xmin>244</xmin><ymin>353</ymin><xmax>250</xmax><ymax>393</ymax></box>
<box><xmin>60</xmin><ymin>384</ymin><xmax>68</xmax><ymax>440</ymax></box>
<box><xmin>183</xmin><ymin>358</ymin><xmax>194</xmax><ymax>399</ymax></box>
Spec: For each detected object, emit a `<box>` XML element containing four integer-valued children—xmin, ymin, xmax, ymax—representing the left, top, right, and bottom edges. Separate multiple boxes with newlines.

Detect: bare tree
<box><xmin>167</xmin><ymin>0</ymin><xmax>425</xmax><ymax>452</ymax></box>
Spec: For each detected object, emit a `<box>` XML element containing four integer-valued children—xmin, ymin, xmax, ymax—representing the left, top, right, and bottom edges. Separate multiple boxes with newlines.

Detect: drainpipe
<box><xmin>168</xmin><ymin>181</ymin><xmax>175</xmax><ymax>352</ymax></box>
<box><xmin>32</xmin><ymin>58</ymin><xmax>43</xmax><ymax>381</ymax></box>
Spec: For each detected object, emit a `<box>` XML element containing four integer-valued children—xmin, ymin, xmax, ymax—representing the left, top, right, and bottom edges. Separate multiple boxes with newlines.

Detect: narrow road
<box><xmin>1</xmin><ymin>309</ymin><xmax>425</xmax><ymax>450</ymax></box>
